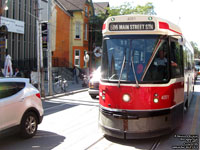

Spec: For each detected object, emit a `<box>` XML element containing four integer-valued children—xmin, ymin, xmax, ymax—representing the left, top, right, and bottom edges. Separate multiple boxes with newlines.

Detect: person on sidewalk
<box><xmin>13</xmin><ymin>68</ymin><xmax>22</xmax><ymax>77</ymax></box>
<box><xmin>73</xmin><ymin>66</ymin><xmax>79</xmax><ymax>84</ymax></box>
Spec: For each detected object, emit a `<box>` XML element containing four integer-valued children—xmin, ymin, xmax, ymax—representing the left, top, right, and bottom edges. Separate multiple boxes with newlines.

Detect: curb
<box><xmin>41</xmin><ymin>88</ymin><xmax>88</xmax><ymax>101</ymax></box>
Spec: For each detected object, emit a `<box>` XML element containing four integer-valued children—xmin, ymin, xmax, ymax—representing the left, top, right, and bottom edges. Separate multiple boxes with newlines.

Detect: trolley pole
<box><xmin>48</xmin><ymin>0</ymin><xmax>53</xmax><ymax>96</ymax></box>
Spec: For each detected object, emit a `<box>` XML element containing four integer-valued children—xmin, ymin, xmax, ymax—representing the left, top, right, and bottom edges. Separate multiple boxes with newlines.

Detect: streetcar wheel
<box><xmin>20</xmin><ymin>112</ymin><xmax>38</xmax><ymax>138</ymax></box>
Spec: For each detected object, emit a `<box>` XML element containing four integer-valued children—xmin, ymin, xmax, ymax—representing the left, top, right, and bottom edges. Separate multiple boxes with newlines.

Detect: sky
<box><xmin>92</xmin><ymin>0</ymin><xmax>200</xmax><ymax>48</ymax></box>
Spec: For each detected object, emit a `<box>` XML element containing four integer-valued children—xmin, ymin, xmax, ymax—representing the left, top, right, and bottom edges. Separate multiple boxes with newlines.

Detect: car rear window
<box><xmin>0</xmin><ymin>82</ymin><xmax>25</xmax><ymax>99</ymax></box>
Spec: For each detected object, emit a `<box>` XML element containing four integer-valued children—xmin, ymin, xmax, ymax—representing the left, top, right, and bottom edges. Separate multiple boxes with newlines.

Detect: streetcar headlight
<box><xmin>122</xmin><ymin>94</ymin><xmax>131</xmax><ymax>102</ymax></box>
<box><xmin>153</xmin><ymin>98</ymin><xmax>159</xmax><ymax>103</ymax></box>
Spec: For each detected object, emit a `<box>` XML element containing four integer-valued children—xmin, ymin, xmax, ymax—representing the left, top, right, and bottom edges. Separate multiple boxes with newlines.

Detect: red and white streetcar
<box><xmin>98</xmin><ymin>15</ymin><xmax>194</xmax><ymax>139</ymax></box>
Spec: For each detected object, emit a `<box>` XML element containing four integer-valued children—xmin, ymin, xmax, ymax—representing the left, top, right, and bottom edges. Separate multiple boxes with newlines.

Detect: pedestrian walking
<box><xmin>14</xmin><ymin>68</ymin><xmax>22</xmax><ymax>77</ymax></box>
<box><xmin>73</xmin><ymin>66</ymin><xmax>79</xmax><ymax>84</ymax></box>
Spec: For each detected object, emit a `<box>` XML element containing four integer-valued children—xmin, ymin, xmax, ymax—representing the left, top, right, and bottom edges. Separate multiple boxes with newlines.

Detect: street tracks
<box><xmin>149</xmin><ymin>138</ymin><xmax>161</xmax><ymax>150</ymax></box>
<box><xmin>84</xmin><ymin>136</ymin><xmax>105</xmax><ymax>150</ymax></box>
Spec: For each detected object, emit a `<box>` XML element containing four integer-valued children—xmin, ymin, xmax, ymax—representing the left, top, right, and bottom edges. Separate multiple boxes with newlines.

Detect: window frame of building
<box><xmin>75</xmin><ymin>22</ymin><xmax>81</xmax><ymax>39</ymax></box>
<box><xmin>84</xmin><ymin>24</ymin><xmax>88</xmax><ymax>41</ymax></box>
<box><xmin>74</xmin><ymin>49</ymin><xmax>80</xmax><ymax>67</ymax></box>
<box><xmin>13</xmin><ymin>0</ymin><xmax>16</xmax><ymax>19</ymax></box>
<box><xmin>85</xmin><ymin>6</ymin><xmax>88</xmax><ymax>17</ymax></box>
<box><xmin>84</xmin><ymin>50</ymin><xmax>87</xmax><ymax>68</ymax></box>
<box><xmin>19</xmin><ymin>0</ymin><xmax>22</xmax><ymax>20</ymax></box>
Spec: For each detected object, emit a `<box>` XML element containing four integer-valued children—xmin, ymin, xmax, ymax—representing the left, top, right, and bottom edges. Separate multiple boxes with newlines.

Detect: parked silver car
<box><xmin>0</xmin><ymin>78</ymin><xmax>44</xmax><ymax>138</ymax></box>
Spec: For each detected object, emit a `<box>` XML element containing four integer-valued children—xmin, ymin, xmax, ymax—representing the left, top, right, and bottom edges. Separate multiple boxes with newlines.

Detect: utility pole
<box><xmin>36</xmin><ymin>13</ymin><xmax>41</xmax><ymax>93</ymax></box>
<box><xmin>37</xmin><ymin>0</ymin><xmax>45</xmax><ymax>96</ymax></box>
<box><xmin>48</xmin><ymin>0</ymin><xmax>53</xmax><ymax>95</ymax></box>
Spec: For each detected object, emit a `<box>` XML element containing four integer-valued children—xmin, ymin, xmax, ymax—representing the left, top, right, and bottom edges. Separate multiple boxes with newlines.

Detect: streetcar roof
<box><xmin>102</xmin><ymin>15</ymin><xmax>182</xmax><ymax>37</ymax></box>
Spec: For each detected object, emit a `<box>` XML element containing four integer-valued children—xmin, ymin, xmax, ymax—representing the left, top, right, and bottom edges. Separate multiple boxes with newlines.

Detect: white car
<box><xmin>0</xmin><ymin>78</ymin><xmax>44</xmax><ymax>138</ymax></box>
<box><xmin>88</xmin><ymin>67</ymin><xmax>101</xmax><ymax>99</ymax></box>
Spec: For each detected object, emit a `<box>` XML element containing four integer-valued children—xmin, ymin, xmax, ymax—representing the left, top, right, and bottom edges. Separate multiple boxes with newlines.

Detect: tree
<box><xmin>92</xmin><ymin>2</ymin><xmax>157</xmax><ymax>46</ymax></box>
<box><xmin>98</xmin><ymin>2</ymin><xmax>156</xmax><ymax>20</ymax></box>
<box><xmin>191</xmin><ymin>41</ymin><xmax>200</xmax><ymax>58</ymax></box>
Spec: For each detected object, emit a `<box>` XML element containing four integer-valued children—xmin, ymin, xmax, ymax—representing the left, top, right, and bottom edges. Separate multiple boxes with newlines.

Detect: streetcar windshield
<box><xmin>101</xmin><ymin>35</ymin><xmax>169</xmax><ymax>83</ymax></box>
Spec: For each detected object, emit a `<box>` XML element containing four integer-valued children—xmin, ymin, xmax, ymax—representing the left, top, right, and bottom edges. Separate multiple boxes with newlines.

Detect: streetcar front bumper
<box><xmin>98</xmin><ymin>103</ymin><xmax>184</xmax><ymax>139</ymax></box>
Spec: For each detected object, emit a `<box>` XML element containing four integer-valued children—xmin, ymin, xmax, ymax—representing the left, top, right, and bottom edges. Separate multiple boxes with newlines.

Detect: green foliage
<box><xmin>91</xmin><ymin>2</ymin><xmax>156</xmax><ymax>46</ymax></box>
<box><xmin>134</xmin><ymin>2</ymin><xmax>156</xmax><ymax>15</ymax></box>
<box><xmin>98</xmin><ymin>2</ymin><xmax>156</xmax><ymax>20</ymax></box>
<box><xmin>94</xmin><ymin>2</ymin><xmax>156</xmax><ymax>25</ymax></box>
<box><xmin>190</xmin><ymin>41</ymin><xmax>200</xmax><ymax>58</ymax></box>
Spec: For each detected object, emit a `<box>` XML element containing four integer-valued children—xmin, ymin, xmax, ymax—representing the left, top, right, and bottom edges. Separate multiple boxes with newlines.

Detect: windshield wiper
<box><xmin>131</xmin><ymin>55</ymin><xmax>140</xmax><ymax>88</ymax></box>
<box><xmin>118</xmin><ymin>54</ymin><xmax>126</xmax><ymax>88</ymax></box>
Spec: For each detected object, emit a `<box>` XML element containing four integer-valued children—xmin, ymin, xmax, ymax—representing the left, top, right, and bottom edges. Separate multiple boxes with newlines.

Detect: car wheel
<box><xmin>91</xmin><ymin>95</ymin><xmax>96</xmax><ymax>99</ymax></box>
<box><xmin>20</xmin><ymin>112</ymin><xmax>38</xmax><ymax>138</ymax></box>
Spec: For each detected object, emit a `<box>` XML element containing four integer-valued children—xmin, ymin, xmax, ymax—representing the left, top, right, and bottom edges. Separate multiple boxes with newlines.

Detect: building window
<box><xmin>84</xmin><ymin>50</ymin><xmax>87</xmax><ymax>67</ymax></box>
<box><xmin>19</xmin><ymin>0</ymin><xmax>22</xmax><ymax>20</ymax></box>
<box><xmin>74</xmin><ymin>50</ymin><xmax>80</xmax><ymax>67</ymax></box>
<box><xmin>75</xmin><ymin>22</ymin><xmax>81</xmax><ymax>39</ymax></box>
<box><xmin>85</xmin><ymin>7</ymin><xmax>88</xmax><ymax>17</ymax></box>
<box><xmin>84</xmin><ymin>24</ymin><xmax>87</xmax><ymax>41</ymax></box>
<box><xmin>24</xmin><ymin>0</ymin><xmax>27</xmax><ymax>23</ymax></box>
<box><xmin>13</xmin><ymin>0</ymin><xmax>15</xmax><ymax>19</ymax></box>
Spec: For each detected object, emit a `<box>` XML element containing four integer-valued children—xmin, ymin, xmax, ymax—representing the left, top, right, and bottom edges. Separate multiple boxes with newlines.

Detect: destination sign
<box><xmin>109</xmin><ymin>22</ymin><xmax>155</xmax><ymax>31</ymax></box>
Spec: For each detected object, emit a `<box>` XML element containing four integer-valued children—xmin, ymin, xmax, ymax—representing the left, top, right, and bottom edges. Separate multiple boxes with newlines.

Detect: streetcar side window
<box><xmin>143</xmin><ymin>40</ymin><xmax>169</xmax><ymax>82</ymax></box>
<box><xmin>170</xmin><ymin>41</ymin><xmax>184</xmax><ymax>78</ymax></box>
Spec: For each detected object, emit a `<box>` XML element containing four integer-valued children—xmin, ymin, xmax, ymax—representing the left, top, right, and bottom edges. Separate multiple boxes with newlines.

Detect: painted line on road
<box><xmin>42</xmin><ymin>89</ymin><xmax>88</xmax><ymax>101</ymax></box>
<box><xmin>190</xmin><ymin>95</ymin><xmax>200</xmax><ymax>134</ymax></box>
<box><xmin>44</xmin><ymin>102</ymin><xmax>75</xmax><ymax>111</ymax></box>
<box><xmin>44</xmin><ymin>99</ymin><xmax>99</xmax><ymax>111</ymax></box>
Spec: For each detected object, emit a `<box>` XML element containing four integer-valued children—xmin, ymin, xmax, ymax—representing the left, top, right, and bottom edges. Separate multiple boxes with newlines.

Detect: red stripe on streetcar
<box><xmin>102</xmin><ymin>24</ymin><xmax>106</xmax><ymax>30</ymax></box>
<box><xmin>159</xmin><ymin>21</ymin><xmax>182</xmax><ymax>35</ymax></box>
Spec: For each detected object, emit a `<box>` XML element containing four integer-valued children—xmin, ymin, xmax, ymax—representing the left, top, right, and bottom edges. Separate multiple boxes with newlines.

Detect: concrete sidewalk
<box><xmin>42</xmin><ymin>79</ymin><xmax>88</xmax><ymax>100</ymax></box>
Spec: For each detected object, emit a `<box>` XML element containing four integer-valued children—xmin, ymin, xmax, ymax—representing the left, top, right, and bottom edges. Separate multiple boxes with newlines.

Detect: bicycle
<box><xmin>53</xmin><ymin>75</ymin><xmax>68</xmax><ymax>94</ymax></box>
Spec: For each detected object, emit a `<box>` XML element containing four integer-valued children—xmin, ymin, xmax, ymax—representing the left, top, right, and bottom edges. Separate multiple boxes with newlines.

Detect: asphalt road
<box><xmin>0</xmin><ymin>81</ymin><xmax>199</xmax><ymax>150</ymax></box>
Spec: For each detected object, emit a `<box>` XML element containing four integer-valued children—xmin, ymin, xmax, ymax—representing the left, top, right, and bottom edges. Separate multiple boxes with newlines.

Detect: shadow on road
<box><xmin>43</xmin><ymin>100</ymin><xmax>78</xmax><ymax>116</ymax></box>
<box><xmin>0</xmin><ymin>130</ymin><xmax>65</xmax><ymax>150</ymax></box>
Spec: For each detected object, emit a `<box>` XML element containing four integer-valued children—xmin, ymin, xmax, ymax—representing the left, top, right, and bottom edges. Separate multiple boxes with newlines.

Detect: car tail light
<box><xmin>36</xmin><ymin>93</ymin><xmax>41</xmax><ymax>99</ymax></box>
